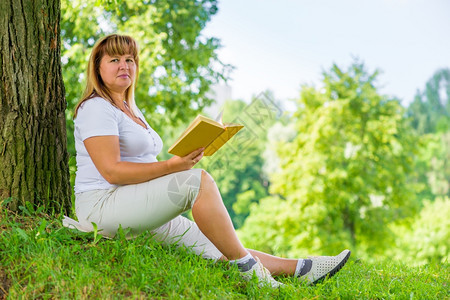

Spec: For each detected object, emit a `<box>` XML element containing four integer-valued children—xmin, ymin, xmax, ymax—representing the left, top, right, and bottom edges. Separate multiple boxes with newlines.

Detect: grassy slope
<box><xmin>0</xmin><ymin>211</ymin><xmax>448</xmax><ymax>299</ymax></box>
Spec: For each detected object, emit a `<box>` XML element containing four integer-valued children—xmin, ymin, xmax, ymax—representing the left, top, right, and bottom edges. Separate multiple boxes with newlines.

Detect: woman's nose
<box><xmin>119</xmin><ymin>59</ymin><xmax>128</xmax><ymax>69</ymax></box>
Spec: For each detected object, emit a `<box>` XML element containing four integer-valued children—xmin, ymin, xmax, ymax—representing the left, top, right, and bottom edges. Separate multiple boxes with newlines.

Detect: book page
<box><xmin>204</xmin><ymin>124</ymin><xmax>244</xmax><ymax>156</ymax></box>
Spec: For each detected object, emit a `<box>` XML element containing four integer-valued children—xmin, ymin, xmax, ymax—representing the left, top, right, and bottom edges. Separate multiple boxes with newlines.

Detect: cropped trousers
<box><xmin>74</xmin><ymin>169</ymin><xmax>223</xmax><ymax>260</ymax></box>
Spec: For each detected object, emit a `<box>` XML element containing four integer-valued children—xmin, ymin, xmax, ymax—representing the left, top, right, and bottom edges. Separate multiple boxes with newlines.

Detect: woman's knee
<box><xmin>193</xmin><ymin>170</ymin><xmax>219</xmax><ymax>206</ymax></box>
<box><xmin>200</xmin><ymin>169</ymin><xmax>216</xmax><ymax>187</ymax></box>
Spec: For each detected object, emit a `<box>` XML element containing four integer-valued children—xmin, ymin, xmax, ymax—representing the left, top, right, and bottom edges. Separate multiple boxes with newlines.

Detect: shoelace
<box><xmin>254</xmin><ymin>257</ymin><xmax>283</xmax><ymax>287</ymax></box>
<box><xmin>254</xmin><ymin>257</ymin><xmax>272</xmax><ymax>279</ymax></box>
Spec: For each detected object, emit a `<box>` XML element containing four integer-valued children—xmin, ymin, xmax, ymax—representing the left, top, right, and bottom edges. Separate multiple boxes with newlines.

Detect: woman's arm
<box><xmin>84</xmin><ymin>135</ymin><xmax>204</xmax><ymax>185</ymax></box>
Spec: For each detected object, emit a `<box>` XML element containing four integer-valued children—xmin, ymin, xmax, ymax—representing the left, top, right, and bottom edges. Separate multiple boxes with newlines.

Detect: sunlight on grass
<box><xmin>0</xmin><ymin>209</ymin><xmax>448</xmax><ymax>299</ymax></box>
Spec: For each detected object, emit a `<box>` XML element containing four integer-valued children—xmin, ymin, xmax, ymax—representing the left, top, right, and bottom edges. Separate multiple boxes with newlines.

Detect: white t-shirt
<box><xmin>74</xmin><ymin>97</ymin><xmax>163</xmax><ymax>193</ymax></box>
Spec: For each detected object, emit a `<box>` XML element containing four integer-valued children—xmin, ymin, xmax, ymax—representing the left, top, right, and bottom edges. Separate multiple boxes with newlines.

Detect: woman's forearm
<box><xmin>104</xmin><ymin>160</ymin><xmax>174</xmax><ymax>185</ymax></box>
<box><xmin>83</xmin><ymin>136</ymin><xmax>204</xmax><ymax>185</ymax></box>
<box><xmin>102</xmin><ymin>151</ymin><xmax>203</xmax><ymax>185</ymax></box>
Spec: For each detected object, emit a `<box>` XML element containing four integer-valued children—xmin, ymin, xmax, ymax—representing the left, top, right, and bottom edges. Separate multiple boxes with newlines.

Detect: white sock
<box><xmin>229</xmin><ymin>252</ymin><xmax>253</xmax><ymax>265</ymax></box>
<box><xmin>294</xmin><ymin>258</ymin><xmax>312</xmax><ymax>277</ymax></box>
<box><xmin>229</xmin><ymin>253</ymin><xmax>257</xmax><ymax>272</ymax></box>
<box><xmin>294</xmin><ymin>259</ymin><xmax>305</xmax><ymax>277</ymax></box>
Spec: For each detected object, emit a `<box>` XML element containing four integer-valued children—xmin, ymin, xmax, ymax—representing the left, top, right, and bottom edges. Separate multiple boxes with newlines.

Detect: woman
<box><xmin>63</xmin><ymin>34</ymin><xmax>350</xmax><ymax>288</ymax></box>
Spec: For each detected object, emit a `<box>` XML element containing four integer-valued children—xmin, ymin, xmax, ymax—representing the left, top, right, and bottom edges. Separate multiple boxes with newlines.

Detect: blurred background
<box><xmin>203</xmin><ymin>0</ymin><xmax>450</xmax><ymax>109</ymax></box>
<box><xmin>62</xmin><ymin>0</ymin><xmax>449</xmax><ymax>265</ymax></box>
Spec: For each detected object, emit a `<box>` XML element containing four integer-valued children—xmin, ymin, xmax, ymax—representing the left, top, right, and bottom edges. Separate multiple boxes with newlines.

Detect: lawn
<box><xmin>0</xmin><ymin>209</ymin><xmax>448</xmax><ymax>299</ymax></box>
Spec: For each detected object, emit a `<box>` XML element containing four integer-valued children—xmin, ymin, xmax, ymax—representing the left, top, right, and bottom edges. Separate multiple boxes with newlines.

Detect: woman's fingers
<box><xmin>188</xmin><ymin>148</ymin><xmax>204</xmax><ymax>164</ymax></box>
<box><xmin>188</xmin><ymin>148</ymin><xmax>205</xmax><ymax>165</ymax></box>
<box><xmin>167</xmin><ymin>148</ymin><xmax>204</xmax><ymax>171</ymax></box>
<box><xmin>189</xmin><ymin>147</ymin><xmax>204</xmax><ymax>158</ymax></box>
<box><xmin>192</xmin><ymin>151</ymin><xmax>204</xmax><ymax>164</ymax></box>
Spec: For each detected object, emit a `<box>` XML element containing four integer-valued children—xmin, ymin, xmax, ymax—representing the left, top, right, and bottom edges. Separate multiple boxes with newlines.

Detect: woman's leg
<box><xmin>248</xmin><ymin>249</ymin><xmax>297</xmax><ymax>276</ymax></box>
<box><xmin>191</xmin><ymin>170</ymin><xmax>248</xmax><ymax>260</ymax></box>
<box><xmin>189</xmin><ymin>170</ymin><xmax>297</xmax><ymax>276</ymax></box>
<box><xmin>75</xmin><ymin>169</ymin><xmax>204</xmax><ymax>238</ymax></box>
<box><xmin>151</xmin><ymin>215</ymin><xmax>223</xmax><ymax>260</ymax></box>
<box><xmin>143</xmin><ymin>169</ymin><xmax>349</xmax><ymax>284</ymax></box>
<box><xmin>75</xmin><ymin>168</ymin><xmax>248</xmax><ymax>262</ymax></box>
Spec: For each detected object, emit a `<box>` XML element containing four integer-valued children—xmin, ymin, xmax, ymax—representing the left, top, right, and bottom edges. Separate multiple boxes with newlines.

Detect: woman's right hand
<box><xmin>167</xmin><ymin>147</ymin><xmax>204</xmax><ymax>172</ymax></box>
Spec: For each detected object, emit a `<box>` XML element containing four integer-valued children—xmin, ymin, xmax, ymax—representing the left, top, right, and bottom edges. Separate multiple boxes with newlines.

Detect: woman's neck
<box><xmin>110</xmin><ymin>91</ymin><xmax>126</xmax><ymax>109</ymax></box>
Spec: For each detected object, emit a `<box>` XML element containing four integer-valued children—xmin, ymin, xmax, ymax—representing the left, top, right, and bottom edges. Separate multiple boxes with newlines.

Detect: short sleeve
<box><xmin>75</xmin><ymin>98</ymin><xmax>119</xmax><ymax>141</ymax></box>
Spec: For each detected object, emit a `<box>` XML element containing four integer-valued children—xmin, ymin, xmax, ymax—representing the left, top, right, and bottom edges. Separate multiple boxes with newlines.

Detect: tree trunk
<box><xmin>0</xmin><ymin>0</ymin><xmax>71</xmax><ymax>213</ymax></box>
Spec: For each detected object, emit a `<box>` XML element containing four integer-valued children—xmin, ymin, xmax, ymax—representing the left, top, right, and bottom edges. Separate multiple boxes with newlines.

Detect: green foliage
<box><xmin>238</xmin><ymin>195</ymin><xmax>291</xmax><ymax>254</ymax></box>
<box><xmin>390</xmin><ymin>196</ymin><xmax>450</xmax><ymax>265</ymax></box>
<box><xmin>61</xmin><ymin>0</ymin><xmax>231</xmax><ymax>156</ymax></box>
<box><xmin>240</xmin><ymin>61</ymin><xmax>420</xmax><ymax>259</ymax></box>
<box><xmin>407</xmin><ymin>68</ymin><xmax>450</xmax><ymax>135</ymax></box>
<box><xmin>199</xmin><ymin>95</ymin><xmax>282</xmax><ymax>228</ymax></box>
<box><xmin>394</xmin><ymin>68</ymin><xmax>450</xmax><ymax>265</ymax></box>
<box><xmin>406</xmin><ymin>69</ymin><xmax>450</xmax><ymax>203</ymax></box>
<box><xmin>412</xmin><ymin>132</ymin><xmax>450</xmax><ymax>201</ymax></box>
<box><xmin>0</xmin><ymin>208</ymin><xmax>448</xmax><ymax>299</ymax></box>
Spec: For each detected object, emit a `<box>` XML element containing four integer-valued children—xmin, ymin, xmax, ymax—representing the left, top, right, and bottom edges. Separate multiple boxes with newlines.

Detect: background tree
<box><xmin>239</xmin><ymin>61</ymin><xmax>420</xmax><ymax>259</ymax></box>
<box><xmin>389</xmin><ymin>196</ymin><xmax>450</xmax><ymax>265</ymax></box>
<box><xmin>406</xmin><ymin>69</ymin><xmax>450</xmax><ymax>202</ymax></box>
<box><xmin>411</xmin><ymin>133</ymin><xmax>450</xmax><ymax>202</ymax></box>
<box><xmin>406</xmin><ymin>68</ymin><xmax>450</xmax><ymax>135</ymax></box>
<box><xmin>61</xmin><ymin>0</ymin><xmax>230</xmax><ymax>157</ymax></box>
<box><xmin>198</xmin><ymin>95</ymin><xmax>282</xmax><ymax>227</ymax></box>
<box><xmin>388</xmin><ymin>68</ymin><xmax>450</xmax><ymax>264</ymax></box>
<box><xmin>0</xmin><ymin>0</ymin><xmax>71</xmax><ymax>213</ymax></box>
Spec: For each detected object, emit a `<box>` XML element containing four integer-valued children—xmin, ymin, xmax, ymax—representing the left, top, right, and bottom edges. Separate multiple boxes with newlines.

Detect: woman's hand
<box><xmin>167</xmin><ymin>147</ymin><xmax>204</xmax><ymax>172</ymax></box>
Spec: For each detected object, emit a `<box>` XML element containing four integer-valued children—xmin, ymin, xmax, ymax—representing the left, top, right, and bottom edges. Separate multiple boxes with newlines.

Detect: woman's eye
<box><xmin>111</xmin><ymin>58</ymin><xmax>119</xmax><ymax>62</ymax></box>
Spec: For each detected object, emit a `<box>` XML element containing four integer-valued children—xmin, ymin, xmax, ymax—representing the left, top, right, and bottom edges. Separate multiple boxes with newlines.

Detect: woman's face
<box><xmin>99</xmin><ymin>53</ymin><xmax>136</xmax><ymax>96</ymax></box>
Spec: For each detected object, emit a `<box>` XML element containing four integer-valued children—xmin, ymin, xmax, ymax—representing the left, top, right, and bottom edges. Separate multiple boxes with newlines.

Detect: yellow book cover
<box><xmin>168</xmin><ymin>115</ymin><xmax>244</xmax><ymax>157</ymax></box>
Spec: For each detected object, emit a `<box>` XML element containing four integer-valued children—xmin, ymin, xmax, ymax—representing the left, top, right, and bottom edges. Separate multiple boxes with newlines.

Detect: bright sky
<box><xmin>203</xmin><ymin>0</ymin><xmax>450</xmax><ymax>108</ymax></box>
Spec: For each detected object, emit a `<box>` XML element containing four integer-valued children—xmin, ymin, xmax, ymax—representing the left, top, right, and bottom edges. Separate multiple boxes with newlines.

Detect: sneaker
<box><xmin>240</xmin><ymin>257</ymin><xmax>283</xmax><ymax>288</ymax></box>
<box><xmin>298</xmin><ymin>249</ymin><xmax>351</xmax><ymax>284</ymax></box>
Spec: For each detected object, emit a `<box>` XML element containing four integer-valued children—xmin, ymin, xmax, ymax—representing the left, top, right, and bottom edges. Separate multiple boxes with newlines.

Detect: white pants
<box><xmin>74</xmin><ymin>169</ymin><xmax>223</xmax><ymax>260</ymax></box>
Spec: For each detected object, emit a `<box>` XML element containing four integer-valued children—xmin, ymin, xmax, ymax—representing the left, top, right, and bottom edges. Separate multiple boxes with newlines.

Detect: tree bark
<box><xmin>0</xmin><ymin>0</ymin><xmax>71</xmax><ymax>213</ymax></box>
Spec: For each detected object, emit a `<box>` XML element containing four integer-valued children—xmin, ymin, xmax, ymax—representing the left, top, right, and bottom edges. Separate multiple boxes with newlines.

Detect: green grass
<box><xmin>1</xmin><ymin>209</ymin><xmax>449</xmax><ymax>299</ymax></box>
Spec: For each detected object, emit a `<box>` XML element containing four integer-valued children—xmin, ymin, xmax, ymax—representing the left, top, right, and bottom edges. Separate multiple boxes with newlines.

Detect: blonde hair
<box><xmin>74</xmin><ymin>34</ymin><xmax>140</xmax><ymax>118</ymax></box>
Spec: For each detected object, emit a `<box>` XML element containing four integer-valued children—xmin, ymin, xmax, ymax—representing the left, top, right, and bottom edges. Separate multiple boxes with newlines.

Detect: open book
<box><xmin>168</xmin><ymin>115</ymin><xmax>244</xmax><ymax>157</ymax></box>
